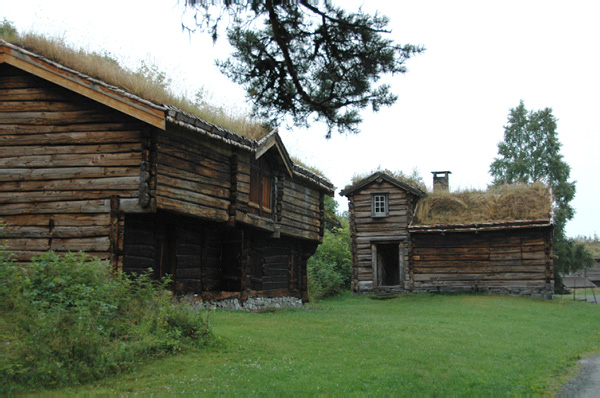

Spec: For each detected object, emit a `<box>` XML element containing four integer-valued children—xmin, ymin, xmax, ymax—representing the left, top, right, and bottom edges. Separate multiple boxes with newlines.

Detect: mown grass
<box><xmin>50</xmin><ymin>293</ymin><xmax>600</xmax><ymax>396</ymax></box>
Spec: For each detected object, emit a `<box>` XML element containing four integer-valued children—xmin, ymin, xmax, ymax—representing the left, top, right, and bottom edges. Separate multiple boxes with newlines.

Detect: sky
<box><xmin>1</xmin><ymin>0</ymin><xmax>599</xmax><ymax>238</ymax></box>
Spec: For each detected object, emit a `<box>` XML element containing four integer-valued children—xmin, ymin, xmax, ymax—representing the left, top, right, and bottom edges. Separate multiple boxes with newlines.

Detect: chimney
<box><xmin>432</xmin><ymin>171</ymin><xmax>451</xmax><ymax>192</ymax></box>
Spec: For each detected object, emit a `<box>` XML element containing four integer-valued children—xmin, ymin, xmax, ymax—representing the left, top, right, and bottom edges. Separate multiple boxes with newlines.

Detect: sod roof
<box><xmin>411</xmin><ymin>182</ymin><xmax>552</xmax><ymax>227</ymax></box>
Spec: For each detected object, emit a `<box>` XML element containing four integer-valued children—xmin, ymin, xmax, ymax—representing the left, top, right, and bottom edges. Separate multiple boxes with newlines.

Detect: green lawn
<box><xmin>52</xmin><ymin>294</ymin><xmax>600</xmax><ymax>395</ymax></box>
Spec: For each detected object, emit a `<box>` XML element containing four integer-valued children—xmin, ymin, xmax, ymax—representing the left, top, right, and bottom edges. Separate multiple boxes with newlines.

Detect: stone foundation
<box><xmin>191</xmin><ymin>296</ymin><xmax>304</xmax><ymax>312</ymax></box>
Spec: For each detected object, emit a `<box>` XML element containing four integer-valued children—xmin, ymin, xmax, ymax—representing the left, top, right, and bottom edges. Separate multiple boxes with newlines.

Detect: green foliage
<box><xmin>554</xmin><ymin>237</ymin><xmax>596</xmax><ymax>275</ymax></box>
<box><xmin>489</xmin><ymin>101</ymin><xmax>592</xmax><ymax>282</ymax></box>
<box><xmin>0</xmin><ymin>19</ymin><xmax>18</xmax><ymax>41</ymax></box>
<box><xmin>0</xmin><ymin>249</ymin><xmax>211</xmax><ymax>393</ymax></box>
<box><xmin>490</xmin><ymin>100</ymin><xmax>575</xmax><ymax>235</ymax></box>
<box><xmin>307</xmin><ymin>223</ymin><xmax>352</xmax><ymax>300</ymax></box>
<box><xmin>185</xmin><ymin>1</ymin><xmax>424</xmax><ymax>136</ymax></box>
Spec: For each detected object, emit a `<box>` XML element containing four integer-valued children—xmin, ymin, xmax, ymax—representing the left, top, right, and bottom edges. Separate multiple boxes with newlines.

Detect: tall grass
<box><xmin>0</xmin><ymin>247</ymin><xmax>212</xmax><ymax>394</ymax></box>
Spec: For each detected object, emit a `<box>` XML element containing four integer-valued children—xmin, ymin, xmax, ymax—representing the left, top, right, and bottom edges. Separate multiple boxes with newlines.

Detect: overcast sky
<box><xmin>2</xmin><ymin>0</ymin><xmax>598</xmax><ymax>238</ymax></box>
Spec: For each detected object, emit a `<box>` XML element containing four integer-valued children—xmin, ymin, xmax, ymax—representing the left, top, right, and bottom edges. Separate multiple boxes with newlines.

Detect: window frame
<box><xmin>249</xmin><ymin>158</ymin><xmax>274</xmax><ymax>219</ymax></box>
<box><xmin>371</xmin><ymin>193</ymin><xmax>389</xmax><ymax>218</ymax></box>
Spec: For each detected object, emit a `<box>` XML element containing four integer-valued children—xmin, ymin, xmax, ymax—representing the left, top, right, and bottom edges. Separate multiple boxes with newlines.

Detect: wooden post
<box><xmin>109</xmin><ymin>195</ymin><xmax>120</xmax><ymax>271</ymax></box>
<box><xmin>228</xmin><ymin>153</ymin><xmax>238</xmax><ymax>227</ymax></box>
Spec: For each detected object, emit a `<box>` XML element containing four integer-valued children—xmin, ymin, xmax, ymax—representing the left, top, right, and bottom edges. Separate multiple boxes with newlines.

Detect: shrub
<box><xmin>0</xmin><ymin>249</ymin><xmax>211</xmax><ymax>393</ymax></box>
<box><xmin>308</xmin><ymin>224</ymin><xmax>352</xmax><ymax>300</ymax></box>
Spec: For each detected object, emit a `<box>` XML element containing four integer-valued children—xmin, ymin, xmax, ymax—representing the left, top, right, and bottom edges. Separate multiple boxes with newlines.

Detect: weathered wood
<box><xmin>0</xmin><ymin>166</ymin><xmax>139</xmax><ymax>182</ymax></box>
<box><xmin>0</xmin><ymin>131</ymin><xmax>143</xmax><ymax>146</ymax></box>
<box><xmin>0</xmin><ymin>176</ymin><xmax>140</xmax><ymax>192</ymax></box>
<box><xmin>0</xmin><ymin>190</ymin><xmax>137</xmax><ymax>204</ymax></box>
<box><xmin>0</xmin><ymin>199</ymin><xmax>110</xmax><ymax>214</ymax></box>
<box><xmin>157</xmin><ymin>196</ymin><xmax>229</xmax><ymax>222</ymax></box>
<box><xmin>0</xmin><ymin>152</ymin><xmax>141</xmax><ymax>168</ymax></box>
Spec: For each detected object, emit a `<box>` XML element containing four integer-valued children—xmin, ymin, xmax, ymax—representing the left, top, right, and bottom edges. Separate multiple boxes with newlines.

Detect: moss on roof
<box><xmin>413</xmin><ymin>182</ymin><xmax>552</xmax><ymax>226</ymax></box>
<box><xmin>5</xmin><ymin>30</ymin><xmax>269</xmax><ymax>139</ymax></box>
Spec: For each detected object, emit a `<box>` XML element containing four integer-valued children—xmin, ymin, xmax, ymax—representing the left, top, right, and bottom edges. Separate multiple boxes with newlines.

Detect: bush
<box><xmin>0</xmin><ymin>248</ymin><xmax>212</xmax><ymax>393</ymax></box>
<box><xmin>308</xmin><ymin>224</ymin><xmax>352</xmax><ymax>300</ymax></box>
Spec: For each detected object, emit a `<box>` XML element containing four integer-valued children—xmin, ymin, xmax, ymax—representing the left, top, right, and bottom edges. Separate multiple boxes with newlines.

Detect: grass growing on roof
<box><xmin>2</xmin><ymin>23</ymin><xmax>269</xmax><ymax>140</ymax></box>
<box><xmin>413</xmin><ymin>182</ymin><xmax>551</xmax><ymax>225</ymax></box>
<box><xmin>53</xmin><ymin>293</ymin><xmax>600</xmax><ymax>395</ymax></box>
<box><xmin>350</xmin><ymin>167</ymin><xmax>427</xmax><ymax>192</ymax></box>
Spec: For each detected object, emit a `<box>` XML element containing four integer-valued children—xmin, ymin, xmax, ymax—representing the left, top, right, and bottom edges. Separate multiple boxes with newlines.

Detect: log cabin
<box><xmin>341</xmin><ymin>171</ymin><xmax>554</xmax><ymax>298</ymax></box>
<box><xmin>0</xmin><ymin>40</ymin><xmax>334</xmax><ymax>302</ymax></box>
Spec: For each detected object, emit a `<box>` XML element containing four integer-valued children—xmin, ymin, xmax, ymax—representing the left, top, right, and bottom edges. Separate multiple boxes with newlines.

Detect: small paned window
<box><xmin>372</xmin><ymin>194</ymin><xmax>388</xmax><ymax>217</ymax></box>
<box><xmin>249</xmin><ymin>158</ymin><xmax>274</xmax><ymax>218</ymax></box>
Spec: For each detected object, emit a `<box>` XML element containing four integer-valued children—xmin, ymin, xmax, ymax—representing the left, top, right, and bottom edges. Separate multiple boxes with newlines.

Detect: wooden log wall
<box><xmin>280</xmin><ymin>179</ymin><xmax>321</xmax><ymax>241</ymax></box>
<box><xmin>154</xmin><ymin>126</ymin><xmax>232</xmax><ymax>222</ymax></box>
<box><xmin>410</xmin><ymin>227</ymin><xmax>554</xmax><ymax>294</ymax></box>
<box><xmin>349</xmin><ymin>181</ymin><xmax>415</xmax><ymax>291</ymax></box>
<box><xmin>0</xmin><ymin>64</ymin><xmax>144</xmax><ymax>264</ymax></box>
<box><xmin>121</xmin><ymin>211</ymin><xmax>312</xmax><ymax>299</ymax></box>
<box><xmin>246</xmin><ymin>235</ymin><xmax>316</xmax><ymax>301</ymax></box>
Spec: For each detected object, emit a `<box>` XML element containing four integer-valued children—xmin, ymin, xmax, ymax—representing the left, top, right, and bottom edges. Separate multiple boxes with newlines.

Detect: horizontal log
<box><xmin>413</xmin><ymin>265</ymin><xmax>547</xmax><ymax>274</ymax></box>
<box><xmin>413</xmin><ymin>280</ymin><xmax>546</xmax><ymax>288</ymax></box>
<box><xmin>3</xmin><ymin>238</ymin><xmax>50</xmax><ymax>251</ymax></box>
<box><xmin>278</xmin><ymin>224</ymin><xmax>320</xmax><ymax>241</ymax></box>
<box><xmin>0</xmin><ymin>101</ymin><xmax>86</xmax><ymax>112</ymax></box>
<box><xmin>157</xmin><ymin>185</ymin><xmax>229</xmax><ymax>210</ymax></box>
<box><xmin>280</xmin><ymin>211</ymin><xmax>321</xmax><ymax>228</ymax></box>
<box><xmin>413</xmin><ymin>272</ymin><xmax>547</xmax><ymax>282</ymax></box>
<box><xmin>0</xmin><ymin>199</ymin><xmax>110</xmax><ymax>215</ymax></box>
<box><xmin>0</xmin><ymin>143</ymin><xmax>141</xmax><ymax>158</ymax></box>
<box><xmin>0</xmin><ymin>152</ymin><xmax>141</xmax><ymax>168</ymax></box>
<box><xmin>123</xmin><ymin>245</ymin><xmax>155</xmax><ymax>258</ymax></box>
<box><xmin>0</xmin><ymin>225</ymin><xmax>110</xmax><ymax>238</ymax></box>
<box><xmin>355</xmin><ymin>233</ymin><xmax>408</xmax><ymax>242</ymax></box>
<box><xmin>157</xmin><ymin>152</ymin><xmax>230</xmax><ymax>183</ymax></box>
<box><xmin>354</xmin><ymin>212</ymin><xmax>409</xmax><ymax>220</ymax></box>
<box><xmin>282</xmin><ymin>196</ymin><xmax>320</xmax><ymax>213</ymax></box>
<box><xmin>0</xmin><ymin>176</ymin><xmax>140</xmax><ymax>192</ymax></box>
<box><xmin>158</xmin><ymin>164</ymin><xmax>230</xmax><ymax>190</ymax></box>
<box><xmin>158</xmin><ymin>173</ymin><xmax>229</xmax><ymax>200</ymax></box>
<box><xmin>279</xmin><ymin>217</ymin><xmax>320</xmax><ymax>234</ymax></box>
<box><xmin>50</xmin><ymin>237</ymin><xmax>110</xmax><ymax>252</ymax></box>
<box><xmin>281</xmin><ymin>199</ymin><xmax>321</xmax><ymax>218</ymax></box>
<box><xmin>413</xmin><ymin>247</ymin><xmax>491</xmax><ymax>256</ymax></box>
<box><xmin>156</xmin><ymin>196</ymin><xmax>229</xmax><ymax>222</ymax></box>
<box><xmin>175</xmin><ymin>255</ymin><xmax>202</xmax><ymax>269</ymax></box>
<box><xmin>0</xmin><ymin>110</ymin><xmax>130</xmax><ymax>125</ymax></box>
<box><xmin>0</xmin><ymin>190</ymin><xmax>137</xmax><ymax>204</ymax></box>
<box><xmin>0</xmin><ymin>166</ymin><xmax>139</xmax><ymax>182</ymax></box>
<box><xmin>0</xmin><ymin>75</ymin><xmax>49</xmax><ymax>89</ymax></box>
<box><xmin>284</xmin><ymin>183</ymin><xmax>320</xmax><ymax>202</ymax></box>
<box><xmin>284</xmin><ymin>186</ymin><xmax>320</xmax><ymax>203</ymax></box>
<box><xmin>8</xmin><ymin>250</ymin><xmax>109</xmax><ymax>262</ymax></box>
<box><xmin>157</xmin><ymin>142</ymin><xmax>231</xmax><ymax>175</ymax></box>
<box><xmin>157</xmin><ymin>126</ymin><xmax>233</xmax><ymax>158</ymax></box>
<box><xmin>355</xmin><ymin>225</ymin><xmax>410</xmax><ymax>234</ymax></box>
<box><xmin>175</xmin><ymin>267</ymin><xmax>203</xmax><ymax>279</ymax></box>
<box><xmin>123</xmin><ymin>256</ymin><xmax>154</xmax><ymax>269</ymax></box>
<box><xmin>0</xmin><ymin>87</ymin><xmax>80</xmax><ymax>101</ymax></box>
<box><xmin>0</xmin><ymin>130</ymin><xmax>143</xmax><ymax>146</ymax></box>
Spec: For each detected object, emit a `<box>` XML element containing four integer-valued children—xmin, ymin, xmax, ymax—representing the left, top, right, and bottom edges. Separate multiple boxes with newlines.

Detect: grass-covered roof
<box><xmin>412</xmin><ymin>182</ymin><xmax>552</xmax><ymax>226</ymax></box>
<box><xmin>3</xmin><ymin>28</ymin><xmax>269</xmax><ymax>140</ymax></box>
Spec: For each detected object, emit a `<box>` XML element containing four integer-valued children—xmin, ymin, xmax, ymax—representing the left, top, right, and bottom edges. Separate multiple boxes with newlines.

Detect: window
<box><xmin>249</xmin><ymin>158</ymin><xmax>273</xmax><ymax>218</ymax></box>
<box><xmin>372</xmin><ymin>194</ymin><xmax>388</xmax><ymax>217</ymax></box>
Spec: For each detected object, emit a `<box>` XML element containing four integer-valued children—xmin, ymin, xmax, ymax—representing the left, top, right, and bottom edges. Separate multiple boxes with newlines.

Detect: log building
<box><xmin>341</xmin><ymin>172</ymin><xmax>554</xmax><ymax>297</ymax></box>
<box><xmin>0</xmin><ymin>40</ymin><xmax>334</xmax><ymax>302</ymax></box>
